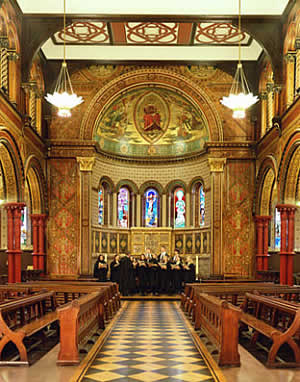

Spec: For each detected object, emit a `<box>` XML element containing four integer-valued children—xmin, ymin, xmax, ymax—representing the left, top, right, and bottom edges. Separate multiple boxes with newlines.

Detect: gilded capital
<box><xmin>208</xmin><ymin>158</ymin><xmax>226</xmax><ymax>173</ymax></box>
<box><xmin>77</xmin><ymin>157</ymin><xmax>96</xmax><ymax>172</ymax></box>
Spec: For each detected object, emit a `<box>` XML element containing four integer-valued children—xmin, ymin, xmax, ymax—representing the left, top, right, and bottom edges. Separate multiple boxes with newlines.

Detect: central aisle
<box><xmin>78</xmin><ymin>301</ymin><xmax>222</xmax><ymax>382</ymax></box>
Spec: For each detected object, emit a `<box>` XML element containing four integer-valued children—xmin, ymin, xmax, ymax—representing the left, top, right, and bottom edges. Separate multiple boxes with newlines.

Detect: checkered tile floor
<box><xmin>81</xmin><ymin>301</ymin><xmax>217</xmax><ymax>382</ymax></box>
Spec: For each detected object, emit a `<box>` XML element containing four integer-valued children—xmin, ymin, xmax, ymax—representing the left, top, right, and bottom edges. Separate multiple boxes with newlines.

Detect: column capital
<box><xmin>3</xmin><ymin>202</ymin><xmax>25</xmax><ymax>211</ymax></box>
<box><xmin>7</xmin><ymin>50</ymin><xmax>20</xmax><ymax>61</ymax></box>
<box><xmin>259</xmin><ymin>91</ymin><xmax>268</xmax><ymax>100</ymax></box>
<box><xmin>276</xmin><ymin>204</ymin><xmax>298</xmax><ymax>213</ymax></box>
<box><xmin>208</xmin><ymin>158</ymin><xmax>226</xmax><ymax>173</ymax></box>
<box><xmin>0</xmin><ymin>36</ymin><xmax>9</xmax><ymax>49</ymax></box>
<box><xmin>284</xmin><ymin>52</ymin><xmax>295</xmax><ymax>62</ymax></box>
<box><xmin>266</xmin><ymin>82</ymin><xmax>274</xmax><ymax>93</ymax></box>
<box><xmin>254</xmin><ymin>215</ymin><xmax>272</xmax><ymax>223</ymax></box>
<box><xmin>77</xmin><ymin>157</ymin><xmax>96</xmax><ymax>172</ymax></box>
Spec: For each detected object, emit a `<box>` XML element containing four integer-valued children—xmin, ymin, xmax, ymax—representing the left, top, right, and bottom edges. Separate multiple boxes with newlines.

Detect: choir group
<box><xmin>93</xmin><ymin>246</ymin><xmax>196</xmax><ymax>296</ymax></box>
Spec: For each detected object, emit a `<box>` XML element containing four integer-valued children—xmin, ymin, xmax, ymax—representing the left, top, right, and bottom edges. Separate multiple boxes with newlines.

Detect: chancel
<box><xmin>0</xmin><ymin>0</ymin><xmax>300</xmax><ymax>381</ymax></box>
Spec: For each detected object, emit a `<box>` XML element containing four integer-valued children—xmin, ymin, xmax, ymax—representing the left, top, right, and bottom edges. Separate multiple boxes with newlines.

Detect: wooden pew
<box><xmin>0</xmin><ymin>291</ymin><xmax>57</xmax><ymax>365</ymax></box>
<box><xmin>57</xmin><ymin>291</ymin><xmax>106</xmax><ymax>365</ymax></box>
<box><xmin>194</xmin><ymin>293</ymin><xmax>241</xmax><ymax>366</ymax></box>
<box><xmin>12</xmin><ymin>282</ymin><xmax>119</xmax><ymax>320</ymax></box>
<box><xmin>240</xmin><ymin>292</ymin><xmax>300</xmax><ymax>367</ymax></box>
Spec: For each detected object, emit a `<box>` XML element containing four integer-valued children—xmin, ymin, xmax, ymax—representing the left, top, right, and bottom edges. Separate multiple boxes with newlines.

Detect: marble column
<box><xmin>77</xmin><ymin>157</ymin><xmax>95</xmax><ymax>276</ymax></box>
<box><xmin>113</xmin><ymin>192</ymin><xmax>118</xmax><ymax>227</ymax></box>
<box><xmin>254</xmin><ymin>217</ymin><xmax>264</xmax><ymax>271</ymax></box>
<box><xmin>284</xmin><ymin>53</ymin><xmax>295</xmax><ymax>108</ymax></box>
<box><xmin>4</xmin><ymin>203</ymin><xmax>25</xmax><ymax>283</ymax></box>
<box><xmin>31</xmin><ymin>214</ymin><xmax>39</xmax><ymax>269</ymax></box>
<box><xmin>208</xmin><ymin>158</ymin><xmax>226</xmax><ymax>275</ymax></box>
<box><xmin>136</xmin><ymin>194</ymin><xmax>141</xmax><ymax>227</ymax></box>
<box><xmin>162</xmin><ymin>193</ymin><xmax>167</xmax><ymax>227</ymax></box>
<box><xmin>287</xmin><ymin>207</ymin><xmax>296</xmax><ymax>286</ymax></box>
<box><xmin>185</xmin><ymin>192</ymin><xmax>191</xmax><ymax>227</ymax></box>
<box><xmin>277</xmin><ymin>205</ymin><xmax>288</xmax><ymax>284</ymax></box>
<box><xmin>38</xmin><ymin>214</ymin><xmax>47</xmax><ymax>273</ymax></box>
<box><xmin>262</xmin><ymin>217</ymin><xmax>272</xmax><ymax>271</ymax></box>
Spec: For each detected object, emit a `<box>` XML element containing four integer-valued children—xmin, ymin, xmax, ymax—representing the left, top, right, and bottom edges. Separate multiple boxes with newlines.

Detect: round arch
<box><xmin>165</xmin><ymin>180</ymin><xmax>187</xmax><ymax>195</ymax></box>
<box><xmin>98</xmin><ymin>176</ymin><xmax>115</xmax><ymax>193</ymax></box>
<box><xmin>188</xmin><ymin>176</ymin><xmax>206</xmax><ymax>194</ymax></box>
<box><xmin>254</xmin><ymin>156</ymin><xmax>278</xmax><ymax>215</ymax></box>
<box><xmin>116</xmin><ymin>179</ymin><xmax>139</xmax><ymax>194</ymax></box>
<box><xmin>24</xmin><ymin>155</ymin><xmax>46</xmax><ymax>213</ymax></box>
<box><xmin>80</xmin><ymin>68</ymin><xmax>223</xmax><ymax>143</ymax></box>
<box><xmin>139</xmin><ymin>181</ymin><xmax>164</xmax><ymax>196</ymax></box>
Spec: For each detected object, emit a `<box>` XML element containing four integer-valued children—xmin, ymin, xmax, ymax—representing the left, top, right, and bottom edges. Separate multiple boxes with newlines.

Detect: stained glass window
<box><xmin>21</xmin><ymin>207</ymin><xmax>27</xmax><ymax>247</ymax></box>
<box><xmin>98</xmin><ymin>187</ymin><xmax>104</xmax><ymax>225</ymax></box>
<box><xmin>145</xmin><ymin>188</ymin><xmax>158</xmax><ymax>227</ymax></box>
<box><xmin>275</xmin><ymin>207</ymin><xmax>281</xmax><ymax>249</ymax></box>
<box><xmin>118</xmin><ymin>187</ymin><xmax>129</xmax><ymax>228</ymax></box>
<box><xmin>174</xmin><ymin>188</ymin><xmax>185</xmax><ymax>228</ymax></box>
<box><xmin>200</xmin><ymin>185</ymin><xmax>205</xmax><ymax>226</ymax></box>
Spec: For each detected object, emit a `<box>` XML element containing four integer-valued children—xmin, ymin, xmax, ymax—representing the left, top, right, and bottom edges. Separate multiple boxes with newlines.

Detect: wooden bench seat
<box><xmin>240</xmin><ymin>292</ymin><xmax>300</xmax><ymax>367</ymax></box>
<box><xmin>57</xmin><ymin>290</ymin><xmax>107</xmax><ymax>365</ymax></box>
<box><xmin>194</xmin><ymin>292</ymin><xmax>241</xmax><ymax>366</ymax></box>
<box><xmin>0</xmin><ymin>291</ymin><xmax>58</xmax><ymax>365</ymax></box>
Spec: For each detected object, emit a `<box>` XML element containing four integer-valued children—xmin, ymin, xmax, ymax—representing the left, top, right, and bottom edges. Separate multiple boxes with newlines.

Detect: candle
<box><xmin>104</xmin><ymin>254</ymin><xmax>107</xmax><ymax>263</ymax></box>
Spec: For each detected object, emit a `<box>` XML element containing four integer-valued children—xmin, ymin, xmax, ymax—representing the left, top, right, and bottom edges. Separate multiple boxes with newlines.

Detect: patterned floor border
<box><xmin>176</xmin><ymin>303</ymin><xmax>227</xmax><ymax>382</ymax></box>
<box><xmin>70</xmin><ymin>302</ymin><xmax>129</xmax><ymax>382</ymax></box>
<box><xmin>70</xmin><ymin>301</ymin><xmax>226</xmax><ymax>382</ymax></box>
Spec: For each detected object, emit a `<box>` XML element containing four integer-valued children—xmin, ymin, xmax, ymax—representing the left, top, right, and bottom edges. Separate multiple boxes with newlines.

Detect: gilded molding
<box><xmin>208</xmin><ymin>158</ymin><xmax>226</xmax><ymax>173</ymax></box>
<box><xmin>76</xmin><ymin>156</ymin><xmax>96</xmax><ymax>172</ymax></box>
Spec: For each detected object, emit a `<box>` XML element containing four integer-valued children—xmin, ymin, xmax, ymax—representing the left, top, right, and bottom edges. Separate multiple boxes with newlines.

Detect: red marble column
<box><xmin>4</xmin><ymin>203</ymin><xmax>25</xmax><ymax>283</ymax></box>
<box><xmin>4</xmin><ymin>205</ymin><xmax>15</xmax><ymax>283</ymax></box>
<box><xmin>255</xmin><ymin>217</ymin><xmax>264</xmax><ymax>271</ymax></box>
<box><xmin>287</xmin><ymin>207</ymin><xmax>296</xmax><ymax>286</ymax></box>
<box><xmin>262</xmin><ymin>216</ymin><xmax>272</xmax><ymax>271</ymax></box>
<box><xmin>38</xmin><ymin>214</ymin><xmax>47</xmax><ymax>273</ymax></box>
<box><xmin>31</xmin><ymin>215</ymin><xmax>39</xmax><ymax>270</ymax></box>
<box><xmin>13</xmin><ymin>205</ymin><xmax>24</xmax><ymax>283</ymax></box>
<box><xmin>277</xmin><ymin>205</ymin><xmax>288</xmax><ymax>285</ymax></box>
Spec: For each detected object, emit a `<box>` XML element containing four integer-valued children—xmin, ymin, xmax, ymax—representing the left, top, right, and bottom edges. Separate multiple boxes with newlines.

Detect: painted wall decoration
<box><xmin>223</xmin><ymin>161</ymin><xmax>255</xmax><ymax>277</ymax></box>
<box><xmin>98</xmin><ymin>187</ymin><xmax>104</xmax><ymax>225</ymax></box>
<box><xmin>174</xmin><ymin>188</ymin><xmax>186</xmax><ymax>228</ymax></box>
<box><xmin>145</xmin><ymin>188</ymin><xmax>159</xmax><ymax>227</ymax></box>
<box><xmin>118</xmin><ymin>187</ymin><xmax>129</xmax><ymax>228</ymax></box>
<box><xmin>48</xmin><ymin>159</ymin><xmax>79</xmax><ymax>275</ymax></box>
<box><xmin>94</xmin><ymin>86</ymin><xmax>209</xmax><ymax>157</ymax></box>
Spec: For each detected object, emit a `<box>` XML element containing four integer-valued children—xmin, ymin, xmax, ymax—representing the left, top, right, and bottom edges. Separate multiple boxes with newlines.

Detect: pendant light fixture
<box><xmin>220</xmin><ymin>0</ymin><xmax>258</xmax><ymax>118</ymax></box>
<box><xmin>45</xmin><ymin>0</ymin><xmax>83</xmax><ymax>117</ymax></box>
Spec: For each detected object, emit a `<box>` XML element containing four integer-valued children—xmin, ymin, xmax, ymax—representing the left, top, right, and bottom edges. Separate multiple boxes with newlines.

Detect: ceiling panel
<box><xmin>16</xmin><ymin>0</ymin><xmax>289</xmax><ymax>16</ymax></box>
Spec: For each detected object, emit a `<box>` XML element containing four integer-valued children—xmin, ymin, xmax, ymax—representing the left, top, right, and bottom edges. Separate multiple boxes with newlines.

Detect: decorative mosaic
<box><xmin>93</xmin><ymin>86</ymin><xmax>209</xmax><ymax>157</ymax></box>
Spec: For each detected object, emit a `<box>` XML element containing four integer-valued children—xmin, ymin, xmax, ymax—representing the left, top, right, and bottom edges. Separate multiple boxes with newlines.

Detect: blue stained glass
<box><xmin>98</xmin><ymin>188</ymin><xmax>104</xmax><ymax>225</ymax></box>
<box><xmin>174</xmin><ymin>188</ymin><xmax>185</xmax><ymax>228</ymax></box>
<box><xmin>275</xmin><ymin>208</ymin><xmax>281</xmax><ymax>249</ymax></box>
<box><xmin>21</xmin><ymin>207</ymin><xmax>27</xmax><ymax>247</ymax></box>
<box><xmin>200</xmin><ymin>185</ymin><xmax>205</xmax><ymax>226</ymax></box>
<box><xmin>145</xmin><ymin>188</ymin><xmax>158</xmax><ymax>227</ymax></box>
<box><xmin>118</xmin><ymin>187</ymin><xmax>129</xmax><ymax>228</ymax></box>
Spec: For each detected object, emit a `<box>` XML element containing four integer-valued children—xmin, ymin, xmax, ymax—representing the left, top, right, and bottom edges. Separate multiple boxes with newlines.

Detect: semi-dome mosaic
<box><xmin>93</xmin><ymin>85</ymin><xmax>209</xmax><ymax>157</ymax></box>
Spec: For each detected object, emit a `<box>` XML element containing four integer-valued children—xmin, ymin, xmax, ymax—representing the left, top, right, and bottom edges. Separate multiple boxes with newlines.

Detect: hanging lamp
<box><xmin>45</xmin><ymin>0</ymin><xmax>83</xmax><ymax>117</ymax></box>
<box><xmin>220</xmin><ymin>0</ymin><xmax>258</xmax><ymax>118</ymax></box>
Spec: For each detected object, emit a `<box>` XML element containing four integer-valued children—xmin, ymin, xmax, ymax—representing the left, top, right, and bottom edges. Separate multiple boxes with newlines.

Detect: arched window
<box><xmin>118</xmin><ymin>187</ymin><xmax>129</xmax><ymax>228</ymax></box>
<box><xmin>21</xmin><ymin>206</ymin><xmax>28</xmax><ymax>247</ymax></box>
<box><xmin>145</xmin><ymin>188</ymin><xmax>159</xmax><ymax>227</ymax></box>
<box><xmin>275</xmin><ymin>207</ymin><xmax>281</xmax><ymax>250</ymax></box>
<box><xmin>199</xmin><ymin>185</ymin><xmax>205</xmax><ymax>226</ymax></box>
<box><xmin>98</xmin><ymin>186</ymin><xmax>104</xmax><ymax>225</ymax></box>
<box><xmin>174</xmin><ymin>187</ymin><xmax>185</xmax><ymax>228</ymax></box>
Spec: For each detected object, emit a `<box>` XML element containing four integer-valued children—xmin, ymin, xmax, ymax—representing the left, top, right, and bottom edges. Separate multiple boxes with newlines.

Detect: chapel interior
<box><xmin>0</xmin><ymin>0</ymin><xmax>300</xmax><ymax>381</ymax></box>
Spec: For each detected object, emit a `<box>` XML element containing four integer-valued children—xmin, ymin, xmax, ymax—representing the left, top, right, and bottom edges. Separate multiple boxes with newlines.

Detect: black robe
<box><xmin>158</xmin><ymin>262</ymin><xmax>170</xmax><ymax>294</ymax></box>
<box><xmin>119</xmin><ymin>255</ymin><xmax>132</xmax><ymax>296</ymax></box>
<box><xmin>94</xmin><ymin>260</ymin><xmax>107</xmax><ymax>281</ymax></box>
<box><xmin>148</xmin><ymin>258</ymin><xmax>159</xmax><ymax>293</ymax></box>
<box><xmin>137</xmin><ymin>261</ymin><xmax>148</xmax><ymax>294</ymax></box>
<box><xmin>110</xmin><ymin>260</ymin><xmax>120</xmax><ymax>283</ymax></box>
<box><xmin>186</xmin><ymin>263</ymin><xmax>196</xmax><ymax>283</ymax></box>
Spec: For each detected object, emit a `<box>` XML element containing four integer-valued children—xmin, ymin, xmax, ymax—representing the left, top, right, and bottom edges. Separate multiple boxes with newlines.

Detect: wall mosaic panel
<box><xmin>223</xmin><ymin>161</ymin><xmax>255</xmax><ymax>277</ymax></box>
<box><xmin>47</xmin><ymin>159</ymin><xmax>79</xmax><ymax>275</ymax></box>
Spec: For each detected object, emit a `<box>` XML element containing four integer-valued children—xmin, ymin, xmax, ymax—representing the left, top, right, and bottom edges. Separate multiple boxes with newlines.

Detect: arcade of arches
<box><xmin>0</xmin><ymin>1</ymin><xmax>300</xmax><ymax>381</ymax></box>
<box><xmin>0</xmin><ymin>0</ymin><xmax>299</xmax><ymax>284</ymax></box>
